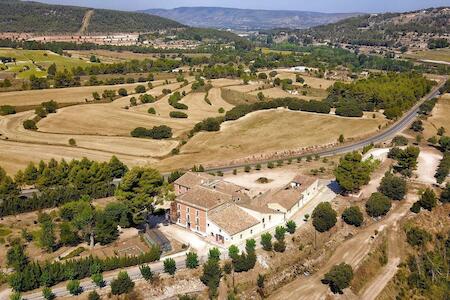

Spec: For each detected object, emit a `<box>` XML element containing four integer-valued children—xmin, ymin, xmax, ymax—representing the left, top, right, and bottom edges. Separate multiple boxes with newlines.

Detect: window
<box><xmin>177</xmin><ymin>204</ymin><xmax>181</xmax><ymax>210</ymax></box>
<box><xmin>250</xmin><ymin>229</ymin><xmax>253</xmax><ymax>234</ymax></box>
<box><xmin>262</xmin><ymin>218</ymin><xmax>265</xmax><ymax>223</ymax></box>
<box><xmin>207</xmin><ymin>223</ymin><xmax>210</xmax><ymax>227</ymax></box>
<box><xmin>269</xmin><ymin>215</ymin><xmax>271</xmax><ymax>221</ymax></box>
<box><xmin>196</xmin><ymin>217</ymin><xmax>199</xmax><ymax>225</ymax></box>
<box><xmin>240</xmin><ymin>234</ymin><xmax>242</xmax><ymax>239</ymax></box>
<box><xmin>196</xmin><ymin>210</ymin><xmax>199</xmax><ymax>216</ymax></box>
<box><xmin>187</xmin><ymin>207</ymin><xmax>190</xmax><ymax>213</ymax></box>
<box><xmin>196</xmin><ymin>225</ymin><xmax>199</xmax><ymax>231</ymax></box>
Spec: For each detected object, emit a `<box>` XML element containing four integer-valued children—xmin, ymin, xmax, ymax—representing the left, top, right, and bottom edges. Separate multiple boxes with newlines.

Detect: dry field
<box><xmin>38</xmin><ymin>81</ymin><xmax>231</xmax><ymax>138</ymax></box>
<box><xmin>0</xmin><ymin>81</ymin><xmax>161</xmax><ymax>107</ymax></box>
<box><xmin>0</xmin><ymin>71</ymin><xmax>389</xmax><ymax>175</ymax></box>
<box><xmin>276</xmin><ymin>72</ymin><xmax>336</xmax><ymax>89</ymax></box>
<box><xmin>225</xmin><ymin>83</ymin><xmax>265</xmax><ymax>93</ymax></box>
<box><xmin>423</xmin><ymin>93</ymin><xmax>450</xmax><ymax>138</ymax></box>
<box><xmin>0</xmin><ymin>139</ymin><xmax>157</xmax><ymax>175</ymax></box>
<box><xmin>0</xmin><ymin>79</ymin><xmax>236</xmax><ymax>173</ymax></box>
<box><xmin>249</xmin><ymin>87</ymin><xmax>323</xmax><ymax>101</ymax></box>
<box><xmin>156</xmin><ymin>108</ymin><xmax>386</xmax><ymax>171</ymax></box>
<box><xmin>68</xmin><ymin>49</ymin><xmax>211</xmax><ymax>62</ymax></box>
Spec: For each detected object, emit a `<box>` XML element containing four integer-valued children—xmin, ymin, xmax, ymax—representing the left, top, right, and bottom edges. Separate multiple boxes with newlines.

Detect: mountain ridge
<box><xmin>142</xmin><ymin>6</ymin><xmax>361</xmax><ymax>30</ymax></box>
<box><xmin>0</xmin><ymin>0</ymin><xmax>185</xmax><ymax>34</ymax></box>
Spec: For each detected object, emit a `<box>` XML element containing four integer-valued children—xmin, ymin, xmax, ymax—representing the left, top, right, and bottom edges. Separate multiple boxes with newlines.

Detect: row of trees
<box><xmin>225</xmin><ymin>97</ymin><xmax>330</xmax><ymax>121</ymax></box>
<box><xmin>7</xmin><ymin>240</ymin><xmax>160</xmax><ymax>292</ymax></box>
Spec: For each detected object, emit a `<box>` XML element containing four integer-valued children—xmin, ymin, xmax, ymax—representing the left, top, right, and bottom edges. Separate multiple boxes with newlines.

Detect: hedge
<box><xmin>169</xmin><ymin>111</ymin><xmax>188</xmax><ymax>118</ymax></box>
<box><xmin>9</xmin><ymin>246</ymin><xmax>161</xmax><ymax>292</ymax></box>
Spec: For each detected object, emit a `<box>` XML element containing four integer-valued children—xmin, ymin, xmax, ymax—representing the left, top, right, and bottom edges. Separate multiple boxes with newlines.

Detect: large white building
<box><xmin>171</xmin><ymin>172</ymin><xmax>319</xmax><ymax>246</ymax></box>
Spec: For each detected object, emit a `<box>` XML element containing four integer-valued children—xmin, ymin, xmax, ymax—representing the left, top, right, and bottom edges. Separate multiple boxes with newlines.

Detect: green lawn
<box><xmin>0</xmin><ymin>48</ymin><xmax>94</xmax><ymax>79</ymax></box>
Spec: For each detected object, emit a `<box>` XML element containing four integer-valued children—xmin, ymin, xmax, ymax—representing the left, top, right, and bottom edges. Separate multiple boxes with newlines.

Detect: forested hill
<box><xmin>142</xmin><ymin>7</ymin><xmax>360</xmax><ymax>30</ymax></box>
<box><xmin>0</xmin><ymin>0</ymin><xmax>184</xmax><ymax>34</ymax></box>
<box><xmin>298</xmin><ymin>7</ymin><xmax>450</xmax><ymax>47</ymax></box>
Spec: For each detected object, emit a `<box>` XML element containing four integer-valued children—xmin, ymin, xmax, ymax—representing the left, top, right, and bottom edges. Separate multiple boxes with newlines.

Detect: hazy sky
<box><xmin>35</xmin><ymin>0</ymin><xmax>450</xmax><ymax>13</ymax></box>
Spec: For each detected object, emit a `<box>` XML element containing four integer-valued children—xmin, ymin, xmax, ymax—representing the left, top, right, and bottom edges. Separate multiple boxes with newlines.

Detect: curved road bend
<box><xmin>204</xmin><ymin>79</ymin><xmax>446</xmax><ymax>174</ymax></box>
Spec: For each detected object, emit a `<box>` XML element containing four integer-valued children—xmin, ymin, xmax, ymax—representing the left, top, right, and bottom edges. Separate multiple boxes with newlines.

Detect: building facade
<box><xmin>171</xmin><ymin>172</ymin><xmax>320</xmax><ymax>246</ymax></box>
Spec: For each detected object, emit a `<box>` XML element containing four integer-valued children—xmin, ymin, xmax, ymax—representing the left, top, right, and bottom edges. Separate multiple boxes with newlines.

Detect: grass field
<box><xmin>156</xmin><ymin>108</ymin><xmax>386</xmax><ymax>171</ymax></box>
<box><xmin>0</xmin><ymin>48</ymin><xmax>93</xmax><ymax>79</ymax></box>
<box><xmin>404</xmin><ymin>48</ymin><xmax>450</xmax><ymax>63</ymax></box>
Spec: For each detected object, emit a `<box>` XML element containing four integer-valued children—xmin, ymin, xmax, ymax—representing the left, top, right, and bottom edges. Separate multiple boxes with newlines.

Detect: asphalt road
<box><xmin>204</xmin><ymin>79</ymin><xmax>446</xmax><ymax>174</ymax></box>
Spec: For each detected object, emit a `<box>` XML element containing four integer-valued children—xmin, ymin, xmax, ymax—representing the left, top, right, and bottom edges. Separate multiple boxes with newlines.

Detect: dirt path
<box><xmin>269</xmin><ymin>194</ymin><xmax>416</xmax><ymax>300</ymax></box>
<box><xmin>78</xmin><ymin>10</ymin><xmax>94</xmax><ymax>35</ymax></box>
<box><xmin>359</xmin><ymin>227</ymin><xmax>402</xmax><ymax>300</ymax></box>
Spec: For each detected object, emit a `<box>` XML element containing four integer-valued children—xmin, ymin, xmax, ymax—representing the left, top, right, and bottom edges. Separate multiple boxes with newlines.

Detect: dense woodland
<box><xmin>295</xmin><ymin>7</ymin><xmax>450</xmax><ymax>47</ymax></box>
<box><xmin>326</xmin><ymin>72</ymin><xmax>434</xmax><ymax>119</ymax></box>
<box><xmin>0</xmin><ymin>0</ymin><xmax>183</xmax><ymax>33</ymax></box>
<box><xmin>0</xmin><ymin>156</ymin><xmax>128</xmax><ymax>216</ymax></box>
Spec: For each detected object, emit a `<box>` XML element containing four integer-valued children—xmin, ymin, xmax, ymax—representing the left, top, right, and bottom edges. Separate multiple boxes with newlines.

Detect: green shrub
<box><xmin>23</xmin><ymin>120</ymin><xmax>37</xmax><ymax>130</ymax></box>
<box><xmin>286</xmin><ymin>220</ymin><xmax>297</xmax><ymax>234</ymax></box>
<box><xmin>186</xmin><ymin>252</ymin><xmax>199</xmax><ymax>269</ymax></box>
<box><xmin>118</xmin><ymin>88</ymin><xmax>128</xmax><ymax>97</ymax></box>
<box><xmin>67</xmin><ymin>280</ymin><xmax>82</xmax><ymax>295</ymax></box>
<box><xmin>366</xmin><ymin>193</ymin><xmax>391</xmax><ymax>217</ymax></box>
<box><xmin>169</xmin><ymin>111</ymin><xmax>188</xmax><ymax>118</ymax></box>
<box><xmin>139</xmin><ymin>265</ymin><xmax>153</xmax><ymax>281</ymax></box>
<box><xmin>164</xmin><ymin>258</ymin><xmax>177</xmax><ymax>275</ymax></box>
<box><xmin>88</xmin><ymin>291</ymin><xmax>100</xmax><ymax>300</ymax></box>
<box><xmin>42</xmin><ymin>287</ymin><xmax>54</xmax><ymax>300</ymax></box>
<box><xmin>147</xmin><ymin>107</ymin><xmax>156</xmax><ymax>114</ymax></box>
<box><xmin>111</xmin><ymin>271</ymin><xmax>134</xmax><ymax>295</ymax></box>
<box><xmin>341</xmin><ymin>206</ymin><xmax>363</xmax><ymax>227</ymax></box>
<box><xmin>91</xmin><ymin>273</ymin><xmax>104</xmax><ymax>287</ymax></box>
<box><xmin>322</xmin><ymin>263</ymin><xmax>353</xmax><ymax>294</ymax></box>
<box><xmin>135</xmin><ymin>85</ymin><xmax>146</xmax><ymax>93</ymax></box>
<box><xmin>0</xmin><ymin>105</ymin><xmax>16</xmax><ymax>116</ymax></box>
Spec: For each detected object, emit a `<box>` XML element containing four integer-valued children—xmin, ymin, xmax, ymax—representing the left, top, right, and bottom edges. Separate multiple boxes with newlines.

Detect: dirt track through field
<box><xmin>269</xmin><ymin>195</ymin><xmax>415</xmax><ymax>300</ymax></box>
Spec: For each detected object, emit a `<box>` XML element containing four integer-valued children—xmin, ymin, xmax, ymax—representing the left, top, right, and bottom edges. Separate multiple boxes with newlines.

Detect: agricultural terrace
<box><xmin>0</xmin><ymin>48</ymin><xmax>93</xmax><ymax>79</ymax></box>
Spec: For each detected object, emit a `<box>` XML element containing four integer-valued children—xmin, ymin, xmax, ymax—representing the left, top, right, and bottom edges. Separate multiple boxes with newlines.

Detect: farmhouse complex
<box><xmin>170</xmin><ymin>172</ymin><xmax>319</xmax><ymax>245</ymax></box>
